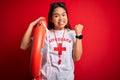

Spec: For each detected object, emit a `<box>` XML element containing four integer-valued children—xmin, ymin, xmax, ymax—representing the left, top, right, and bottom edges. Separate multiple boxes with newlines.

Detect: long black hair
<box><xmin>48</xmin><ymin>2</ymin><xmax>71</xmax><ymax>30</ymax></box>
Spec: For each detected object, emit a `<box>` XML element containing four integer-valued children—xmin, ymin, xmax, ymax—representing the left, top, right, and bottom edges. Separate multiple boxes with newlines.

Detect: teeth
<box><xmin>58</xmin><ymin>22</ymin><xmax>64</xmax><ymax>25</ymax></box>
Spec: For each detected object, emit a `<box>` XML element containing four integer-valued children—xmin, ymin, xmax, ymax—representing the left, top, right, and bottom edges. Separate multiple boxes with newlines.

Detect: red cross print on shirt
<box><xmin>54</xmin><ymin>43</ymin><xmax>66</xmax><ymax>56</ymax></box>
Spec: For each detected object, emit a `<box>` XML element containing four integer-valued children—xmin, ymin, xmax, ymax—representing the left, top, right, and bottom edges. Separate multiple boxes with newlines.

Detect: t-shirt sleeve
<box><xmin>70</xmin><ymin>30</ymin><xmax>76</xmax><ymax>48</ymax></box>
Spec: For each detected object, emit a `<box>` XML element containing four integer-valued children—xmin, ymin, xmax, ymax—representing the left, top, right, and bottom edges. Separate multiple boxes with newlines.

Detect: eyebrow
<box><xmin>53</xmin><ymin>12</ymin><xmax>66</xmax><ymax>15</ymax></box>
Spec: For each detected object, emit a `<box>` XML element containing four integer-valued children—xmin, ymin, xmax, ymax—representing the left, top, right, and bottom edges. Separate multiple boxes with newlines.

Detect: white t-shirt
<box><xmin>41</xmin><ymin>29</ymin><xmax>76</xmax><ymax>80</ymax></box>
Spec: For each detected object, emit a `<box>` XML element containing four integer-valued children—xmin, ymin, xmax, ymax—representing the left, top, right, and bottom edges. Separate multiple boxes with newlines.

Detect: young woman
<box><xmin>20</xmin><ymin>2</ymin><xmax>83</xmax><ymax>80</ymax></box>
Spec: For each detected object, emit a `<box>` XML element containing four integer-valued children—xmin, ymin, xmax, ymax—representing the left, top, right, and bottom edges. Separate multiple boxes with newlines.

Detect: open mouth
<box><xmin>58</xmin><ymin>21</ymin><xmax>64</xmax><ymax>25</ymax></box>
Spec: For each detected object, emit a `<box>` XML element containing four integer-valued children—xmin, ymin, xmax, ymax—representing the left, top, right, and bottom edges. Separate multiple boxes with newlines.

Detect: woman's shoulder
<box><xmin>66</xmin><ymin>29</ymin><xmax>75</xmax><ymax>34</ymax></box>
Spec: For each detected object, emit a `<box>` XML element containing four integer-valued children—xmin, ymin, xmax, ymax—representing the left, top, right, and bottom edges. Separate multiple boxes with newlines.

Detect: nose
<box><xmin>59</xmin><ymin>15</ymin><xmax>63</xmax><ymax>21</ymax></box>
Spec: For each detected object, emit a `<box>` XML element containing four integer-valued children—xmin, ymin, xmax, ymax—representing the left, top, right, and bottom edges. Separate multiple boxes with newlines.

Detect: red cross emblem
<box><xmin>54</xmin><ymin>43</ymin><xmax>66</xmax><ymax>56</ymax></box>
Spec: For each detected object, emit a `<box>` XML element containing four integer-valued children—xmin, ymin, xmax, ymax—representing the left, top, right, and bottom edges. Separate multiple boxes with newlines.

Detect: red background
<box><xmin>0</xmin><ymin>0</ymin><xmax>120</xmax><ymax>80</ymax></box>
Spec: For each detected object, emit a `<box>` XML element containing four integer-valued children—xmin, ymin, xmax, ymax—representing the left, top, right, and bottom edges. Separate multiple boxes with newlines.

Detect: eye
<box><xmin>54</xmin><ymin>15</ymin><xmax>58</xmax><ymax>17</ymax></box>
<box><xmin>62</xmin><ymin>13</ymin><xmax>67</xmax><ymax>16</ymax></box>
<box><xmin>53</xmin><ymin>14</ymin><xmax>59</xmax><ymax>18</ymax></box>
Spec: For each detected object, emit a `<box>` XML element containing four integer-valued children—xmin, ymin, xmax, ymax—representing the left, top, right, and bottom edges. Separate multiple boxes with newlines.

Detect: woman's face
<box><xmin>51</xmin><ymin>7</ymin><xmax>68</xmax><ymax>30</ymax></box>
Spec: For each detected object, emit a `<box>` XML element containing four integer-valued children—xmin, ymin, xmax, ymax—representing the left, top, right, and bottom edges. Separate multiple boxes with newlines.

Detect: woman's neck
<box><xmin>54</xmin><ymin>27</ymin><xmax>65</xmax><ymax>30</ymax></box>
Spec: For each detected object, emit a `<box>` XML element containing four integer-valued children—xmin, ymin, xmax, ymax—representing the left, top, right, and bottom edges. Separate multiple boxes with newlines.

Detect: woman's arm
<box><xmin>20</xmin><ymin>17</ymin><xmax>44</xmax><ymax>50</ymax></box>
<box><xmin>73</xmin><ymin>24</ymin><xmax>83</xmax><ymax>61</ymax></box>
